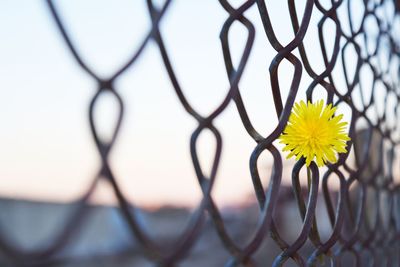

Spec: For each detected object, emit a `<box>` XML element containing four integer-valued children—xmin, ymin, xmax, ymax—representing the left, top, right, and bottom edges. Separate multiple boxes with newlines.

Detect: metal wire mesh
<box><xmin>1</xmin><ymin>0</ymin><xmax>400</xmax><ymax>266</ymax></box>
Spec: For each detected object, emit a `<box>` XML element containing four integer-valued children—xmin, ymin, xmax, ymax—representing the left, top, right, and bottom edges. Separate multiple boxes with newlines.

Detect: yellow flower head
<box><xmin>279</xmin><ymin>100</ymin><xmax>350</xmax><ymax>167</ymax></box>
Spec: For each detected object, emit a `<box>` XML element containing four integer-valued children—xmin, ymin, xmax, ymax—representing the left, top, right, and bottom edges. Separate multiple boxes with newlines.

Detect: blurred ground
<box><xmin>0</xmin><ymin>186</ymin><xmax>340</xmax><ymax>266</ymax></box>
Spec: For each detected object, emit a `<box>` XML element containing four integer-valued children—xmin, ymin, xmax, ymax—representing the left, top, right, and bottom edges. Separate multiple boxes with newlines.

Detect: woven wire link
<box><xmin>1</xmin><ymin>0</ymin><xmax>400</xmax><ymax>266</ymax></box>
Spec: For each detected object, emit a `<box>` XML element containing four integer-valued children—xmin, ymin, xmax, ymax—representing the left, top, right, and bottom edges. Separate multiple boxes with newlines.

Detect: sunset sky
<box><xmin>0</xmin><ymin>0</ymin><xmax>375</xmax><ymax>207</ymax></box>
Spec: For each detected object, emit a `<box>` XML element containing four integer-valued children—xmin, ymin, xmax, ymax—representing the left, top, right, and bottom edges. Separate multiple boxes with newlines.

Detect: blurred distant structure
<box><xmin>0</xmin><ymin>186</ymin><xmax>340</xmax><ymax>267</ymax></box>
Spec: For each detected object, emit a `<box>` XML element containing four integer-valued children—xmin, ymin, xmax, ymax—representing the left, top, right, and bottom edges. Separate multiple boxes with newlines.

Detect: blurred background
<box><xmin>0</xmin><ymin>0</ymin><xmax>399</xmax><ymax>266</ymax></box>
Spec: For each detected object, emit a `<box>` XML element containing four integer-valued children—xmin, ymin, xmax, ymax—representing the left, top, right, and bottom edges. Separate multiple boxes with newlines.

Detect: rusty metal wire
<box><xmin>1</xmin><ymin>0</ymin><xmax>400</xmax><ymax>266</ymax></box>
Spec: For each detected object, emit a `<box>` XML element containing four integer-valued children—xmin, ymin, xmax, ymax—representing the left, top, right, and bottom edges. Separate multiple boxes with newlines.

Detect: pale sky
<box><xmin>0</xmin><ymin>0</ymin><xmax>386</xmax><ymax>207</ymax></box>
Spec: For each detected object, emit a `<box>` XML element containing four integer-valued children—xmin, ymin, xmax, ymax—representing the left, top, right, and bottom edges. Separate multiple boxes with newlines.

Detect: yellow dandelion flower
<box><xmin>279</xmin><ymin>100</ymin><xmax>350</xmax><ymax>167</ymax></box>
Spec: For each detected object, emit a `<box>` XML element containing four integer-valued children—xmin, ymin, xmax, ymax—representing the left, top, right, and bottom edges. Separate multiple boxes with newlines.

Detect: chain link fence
<box><xmin>1</xmin><ymin>0</ymin><xmax>400</xmax><ymax>266</ymax></box>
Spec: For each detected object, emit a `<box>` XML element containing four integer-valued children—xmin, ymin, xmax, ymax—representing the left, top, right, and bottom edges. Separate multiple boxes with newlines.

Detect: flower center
<box><xmin>306</xmin><ymin>121</ymin><xmax>321</xmax><ymax>147</ymax></box>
